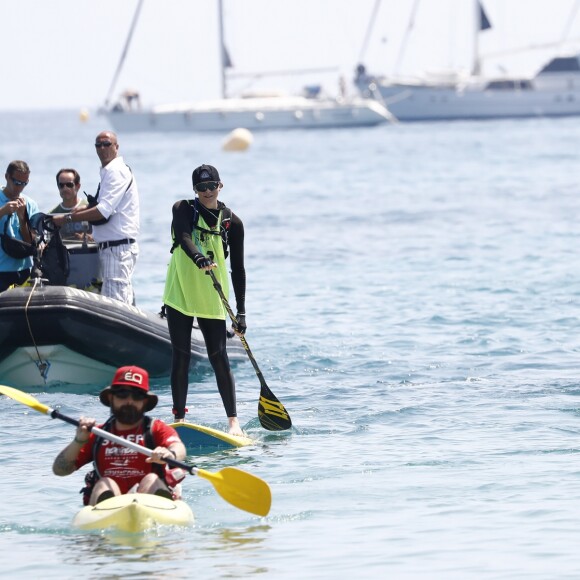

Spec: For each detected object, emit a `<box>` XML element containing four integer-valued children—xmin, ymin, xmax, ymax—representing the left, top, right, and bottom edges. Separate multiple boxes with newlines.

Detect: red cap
<box><xmin>111</xmin><ymin>365</ymin><xmax>150</xmax><ymax>391</ymax></box>
<box><xmin>99</xmin><ymin>366</ymin><xmax>158</xmax><ymax>411</ymax></box>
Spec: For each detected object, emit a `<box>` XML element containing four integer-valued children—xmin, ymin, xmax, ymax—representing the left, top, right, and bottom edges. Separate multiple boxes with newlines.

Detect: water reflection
<box><xmin>56</xmin><ymin>521</ymin><xmax>273</xmax><ymax>578</ymax></box>
<box><xmin>207</xmin><ymin>524</ymin><xmax>271</xmax><ymax>551</ymax></box>
<box><xmin>61</xmin><ymin>530</ymin><xmax>195</xmax><ymax>578</ymax></box>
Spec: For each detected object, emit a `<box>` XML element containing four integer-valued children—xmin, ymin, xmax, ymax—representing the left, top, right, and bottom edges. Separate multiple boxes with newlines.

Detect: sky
<box><xmin>2</xmin><ymin>0</ymin><xmax>580</xmax><ymax>111</ymax></box>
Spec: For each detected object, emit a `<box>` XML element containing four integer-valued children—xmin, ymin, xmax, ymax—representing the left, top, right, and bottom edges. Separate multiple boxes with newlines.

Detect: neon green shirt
<box><xmin>163</xmin><ymin>210</ymin><xmax>228</xmax><ymax>318</ymax></box>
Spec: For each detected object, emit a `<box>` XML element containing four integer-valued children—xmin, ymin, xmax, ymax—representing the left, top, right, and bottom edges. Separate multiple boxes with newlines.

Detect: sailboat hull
<box><xmin>361</xmin><ymin>81</ymin><xmax>580</xmax><ymax>121</ymax></box>
<box><xmin>106</xmin><ymin>96</ymin><xmax>391</xmax><ymax>132</ymax></box>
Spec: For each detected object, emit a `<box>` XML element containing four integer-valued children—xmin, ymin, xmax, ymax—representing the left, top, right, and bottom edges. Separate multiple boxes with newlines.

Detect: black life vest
<box><xmin>170</xmin><ymin>198</ymin><xmax>232</xmax><ymax>259</ymax></box>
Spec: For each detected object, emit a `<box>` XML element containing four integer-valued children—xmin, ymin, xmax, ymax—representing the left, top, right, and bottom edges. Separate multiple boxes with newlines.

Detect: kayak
<box><xmin>72</xmin><ymin>493</ymin><xmax>194</xmax><ymax>533</ymax></box>
<box><xmin>170</xmin><ymin>421</ymin><xmax>254</xmax><ymax>452</ymax></box>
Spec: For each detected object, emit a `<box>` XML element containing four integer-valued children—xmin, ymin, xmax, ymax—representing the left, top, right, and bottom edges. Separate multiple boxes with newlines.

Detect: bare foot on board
<box><xmin>228</xmin><ymin>417</ymin><xmax>244</xmax><ymax>437</ymax></box>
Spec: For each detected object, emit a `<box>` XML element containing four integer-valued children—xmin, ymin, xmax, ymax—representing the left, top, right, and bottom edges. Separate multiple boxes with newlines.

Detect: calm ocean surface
<box><xmin>1</xmin><ymin>110</ymin><xmax>580</xmax><ymax>578</ymax></box>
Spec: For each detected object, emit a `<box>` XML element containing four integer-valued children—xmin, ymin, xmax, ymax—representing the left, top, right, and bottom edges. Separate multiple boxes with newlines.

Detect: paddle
<box><xmin>0</xmin><ymin>385</ymin><xmax>271</xmax><ymax>517</ymax></box>
<box><xmin>207</xmin><ymin>269</ymin><xmax>292</xmax><ymax>431</ymax></box>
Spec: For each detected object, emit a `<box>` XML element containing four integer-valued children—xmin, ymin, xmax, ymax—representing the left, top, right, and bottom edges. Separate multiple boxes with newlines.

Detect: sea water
<box><xmin>1</xmin><ymin>111</ymin><xmax>580</xmax><ymax>578</ymax></box>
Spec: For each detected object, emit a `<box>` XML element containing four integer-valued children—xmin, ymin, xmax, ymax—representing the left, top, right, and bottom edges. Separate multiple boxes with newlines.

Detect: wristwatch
<box><xmin>65</xmin><ymin>214</ymin><xmax>73</xmax><ymax>223</ymax></box>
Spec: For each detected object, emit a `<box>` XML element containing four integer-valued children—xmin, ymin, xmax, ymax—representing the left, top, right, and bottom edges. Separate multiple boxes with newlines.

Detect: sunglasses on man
<box><xmin>195</xmin><ymin>181</ymin><xmax>220</xmax><ymax>192</ymax></box>
<box><xmin>95</xmin><ymin>141</ymin><xmax>113</xmax><ymax>149</ymax></box>
<box><xmin>58</xmin><ymin>181</ymin><xmax>75</xmax><ymax>189</ymax></box>
<box><xmin>11</xmin><ymin>177</ymin><xmax>28</xmax><ymax>187</ymax></box>
<box><xmin>112</xmin><ymin>388</ymin><xmax>148</xmax><ymax>401</ymax></box>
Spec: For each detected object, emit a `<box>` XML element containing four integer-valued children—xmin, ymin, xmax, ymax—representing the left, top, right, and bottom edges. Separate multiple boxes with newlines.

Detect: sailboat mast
<box><xmin>218</xmin><ymin>0</ymin><xmax>227</xmax><ymax>98</ymax></box>
<box><xmin>472</xmin><ymin>0</ymin><xmax>480</xmax><ymax>76</ymax></box>
<box><xmin>104</xmin><ymin>0</ymin><xmax>144</xmax><ymax>107</ymax></box>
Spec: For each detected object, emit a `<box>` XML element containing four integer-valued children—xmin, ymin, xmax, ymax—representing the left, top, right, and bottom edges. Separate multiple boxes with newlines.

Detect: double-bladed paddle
<box><xmin>0</xmin><ymin>385</ymin><xmax>271</xmax><ymax>517</ymax></box>
<box><xmin>207</xmin><ymin>269</ymin><xmax>292</xmax><ymax>431</ymax></box>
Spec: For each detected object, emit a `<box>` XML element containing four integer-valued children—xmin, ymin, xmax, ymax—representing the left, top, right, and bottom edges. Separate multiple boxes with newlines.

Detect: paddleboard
<box><xmin>170</xmin><ymin>421</ymin><xmax>254</xmax><ymax>451</ymax></box>
<box><xmin>72</xmin><ymin>493</ymin><xmax>194</xmax><ymax>533</ymax></box>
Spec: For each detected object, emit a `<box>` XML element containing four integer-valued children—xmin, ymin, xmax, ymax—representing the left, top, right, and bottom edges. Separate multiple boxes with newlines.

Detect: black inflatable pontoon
<box><xmin>0</xmin><ymin>285</ymin><xmax>245</xmax><ymax>389</ymax></box>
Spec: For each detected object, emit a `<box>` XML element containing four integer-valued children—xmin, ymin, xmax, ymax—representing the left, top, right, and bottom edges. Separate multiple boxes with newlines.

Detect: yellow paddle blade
<box><xmin>0</xmin><ymin>385</ymin><xmax>51</xmax><ymax>415</ymax></box>
<box><xmin>196</xmin><ymin>466</ymin><xmax>272</xmax><ymax>517</ymax></box>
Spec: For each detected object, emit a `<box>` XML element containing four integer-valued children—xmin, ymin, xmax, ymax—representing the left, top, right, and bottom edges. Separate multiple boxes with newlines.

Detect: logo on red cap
<box><xmin>124</xmin><ymin>370</ymin><xmax>143</xmax><ymax>384</ymax></box>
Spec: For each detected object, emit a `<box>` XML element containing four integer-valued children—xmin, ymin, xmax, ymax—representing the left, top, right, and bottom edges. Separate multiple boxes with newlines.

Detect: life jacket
<box><xmin>80</xmin><ymin>415</ymin><xmax>163</xmax><ymax>505</ymax></box>
<box><xmin>170</xmin><ymin>198</ymin><xmax>232</xmax><ymax>258</ymax></box>
<box><xmin>39</xmin><ymin>229</ymin><xmax>70</xmax><ymax>285</ymax></box>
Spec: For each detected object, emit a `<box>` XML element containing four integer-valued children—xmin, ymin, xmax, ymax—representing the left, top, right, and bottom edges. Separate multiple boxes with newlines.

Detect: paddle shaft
<box><xmin>206</xmin><ymin>269</ymin><xmax>292</xmax><ymax>429</ymax></box>
<box><xmin>207</xmin><ymin>271</ymin><xmax>268</xmax><ymax>387</ymax></box>
<box><xmin>49</xmin><ymin>408</ymin><xmax>197</xmax><ymax>474</ymax></box>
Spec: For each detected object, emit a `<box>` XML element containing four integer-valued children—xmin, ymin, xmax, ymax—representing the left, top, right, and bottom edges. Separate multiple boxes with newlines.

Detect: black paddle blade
<box><xmin>258</xmin><ymin>385</ymin><xmax>292</xmax><ymax>431</ymax></box>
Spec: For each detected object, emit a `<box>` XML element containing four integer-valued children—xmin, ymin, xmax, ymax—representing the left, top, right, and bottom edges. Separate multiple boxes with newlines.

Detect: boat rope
<box><xmin>23</xmin><ymin>278</ymin><xmax>51</xmax><ymax>382</ymax></box>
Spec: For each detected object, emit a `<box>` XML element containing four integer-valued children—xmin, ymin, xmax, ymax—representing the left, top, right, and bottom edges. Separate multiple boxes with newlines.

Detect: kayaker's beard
<box><xmin>112</xmin><ymin>404</ymin><xmax>145</xmax><ymax>425</ymax></box>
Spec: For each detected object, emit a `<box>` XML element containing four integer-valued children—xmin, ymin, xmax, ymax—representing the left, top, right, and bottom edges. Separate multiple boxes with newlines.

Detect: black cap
<box><xmin>192</xmin><ymin>164</ymin><xmax>220</xmax><ymax>187</ymax></box>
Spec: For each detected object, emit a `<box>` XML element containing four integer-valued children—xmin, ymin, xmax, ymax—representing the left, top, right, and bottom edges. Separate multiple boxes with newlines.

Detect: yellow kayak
<box><xmin>72</xmin><ymin>493</ymin><xmax>194</xmax><ymax>533</ymax></box>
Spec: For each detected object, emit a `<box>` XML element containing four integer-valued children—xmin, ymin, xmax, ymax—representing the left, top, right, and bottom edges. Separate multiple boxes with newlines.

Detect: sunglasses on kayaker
<box><xmin>95</xmin><ymin>141</ymin><xmax>113</xmax><ymax>148</ymax></box>
<box><xmin>111</xmin><ymin>388</ymin><xmax>148</xmax><ymax>401</ymax></box>
<box><xmin>58</xmin><ymin>181</ymin><xmax>75</xmax><ymax>189</ymax></box>
<box><xmin>195</xmin><ymin>181</ymin><xmax>220</xmax><ymax>192</ymax></box>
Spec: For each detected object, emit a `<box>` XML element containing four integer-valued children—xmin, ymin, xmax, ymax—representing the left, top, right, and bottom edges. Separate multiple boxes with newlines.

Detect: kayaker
<box><xmin>163</xmin><ymin>163</ymin><xmax>246</xmax><ymax>436</ymax></box>
<box><xmin>52</xmin><ymin>365</ymin><xmax>186</xmax><ymax>505</ymax></box>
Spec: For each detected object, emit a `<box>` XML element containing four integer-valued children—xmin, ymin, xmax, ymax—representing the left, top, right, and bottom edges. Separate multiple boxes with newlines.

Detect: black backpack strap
<box><xmin>170</xmin><ymin>199</ymin><xmax>197</xmax><ymax>254</ymax></box>
<box><xmin>86</xmin><ymin>164</ymin><xmax>133</xmax><ymax>225</ymax></box>
<box><xmin>143</xmin><ymin>415</ymin><xmax>155</xmax><ymax>448</ymax></box>
<box><xmin>143</xmin><ymin>416</ymin><xmax>165</xmax><ymax>480</ymax></box>
<box><xmin>91</xmin><ymin>415</ymin><xmax>116</xmax><ymax>478</ymax></box>
<box><xmin>219</xmin><ymin>204</ymin><xmax>232</xmax><ymax>259</ymax></box>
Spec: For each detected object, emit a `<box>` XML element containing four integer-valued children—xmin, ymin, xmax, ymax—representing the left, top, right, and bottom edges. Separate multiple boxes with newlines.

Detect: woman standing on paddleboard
<box><xmin>163</xmin><ymin>164</ymin><xmax>246</xmax><ymax>436</ymax></box>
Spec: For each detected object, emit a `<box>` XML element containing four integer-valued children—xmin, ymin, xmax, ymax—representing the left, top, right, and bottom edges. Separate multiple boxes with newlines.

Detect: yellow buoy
<box><xmin>222</xmin><ymin>128</ymin><xmax>253</xmax><ymax>152</ymax></box>
<box><xmin>79</xmin><ymin>109</ymin><xmax>90</xmax><ymax>123</ymax></box>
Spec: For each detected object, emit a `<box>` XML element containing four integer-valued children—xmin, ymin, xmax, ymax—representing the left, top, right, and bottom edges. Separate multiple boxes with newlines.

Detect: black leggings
<box><xmin>165</xmin><ymin>305</ymin><xmax>236</xmax><ymax>420</ymax></box>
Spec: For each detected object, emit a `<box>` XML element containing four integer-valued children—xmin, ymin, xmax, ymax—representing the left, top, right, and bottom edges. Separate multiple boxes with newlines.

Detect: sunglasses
<box><xmin>11</xmin><ymin>177</ymin><xmax>28</xmax><ymax>187</ymax></box>
<box><xmin>112</xmin><ymin>388</ymin><xmax>148</xmax><ymax>401</ymax></box>
<box><xmin>95</xmin><ymin>141</ymin><xmax>113</xmax><ymax>148</ymax></box>
<box><xmin>58</xmin><ymin>181</ymin><xmax>75</xmax><ymax>189</ymax></box>
<box><xmin>195</xmin><ymin>181</ymin><xmax>220</xmax><ymax>192</ymax></box>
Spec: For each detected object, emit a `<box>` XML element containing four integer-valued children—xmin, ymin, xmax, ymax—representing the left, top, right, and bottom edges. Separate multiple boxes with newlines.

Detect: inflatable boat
<box><xmin>0</xmin><ymin>236</ymin><xmax>245</xmax><ymax>389</ymax></box>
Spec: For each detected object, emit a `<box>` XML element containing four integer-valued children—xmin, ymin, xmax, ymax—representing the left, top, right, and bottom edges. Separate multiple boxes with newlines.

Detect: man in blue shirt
<box><xmin>0</xmin><ymin>160</ymin><xmax>40</xmax><ymax>292</ymax></box>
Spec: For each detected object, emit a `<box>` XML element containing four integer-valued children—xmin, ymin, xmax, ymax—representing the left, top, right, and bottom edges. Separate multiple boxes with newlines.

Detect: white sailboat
<box><xmin>355</xmin><ymin>0</ymin><xmax>580</xmax><ymax>121</ymax></box>
<box><xmin>105</xmin><ymin>0</ymin><xmax>392</xmax><ymax>133</ymax></box>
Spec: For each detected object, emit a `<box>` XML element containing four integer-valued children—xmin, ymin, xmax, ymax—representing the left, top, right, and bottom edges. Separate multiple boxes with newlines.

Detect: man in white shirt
<box><xmin>52</xmin><ymin>132</ymin><xmax>140</xmax><ymax>304</ymax></box>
